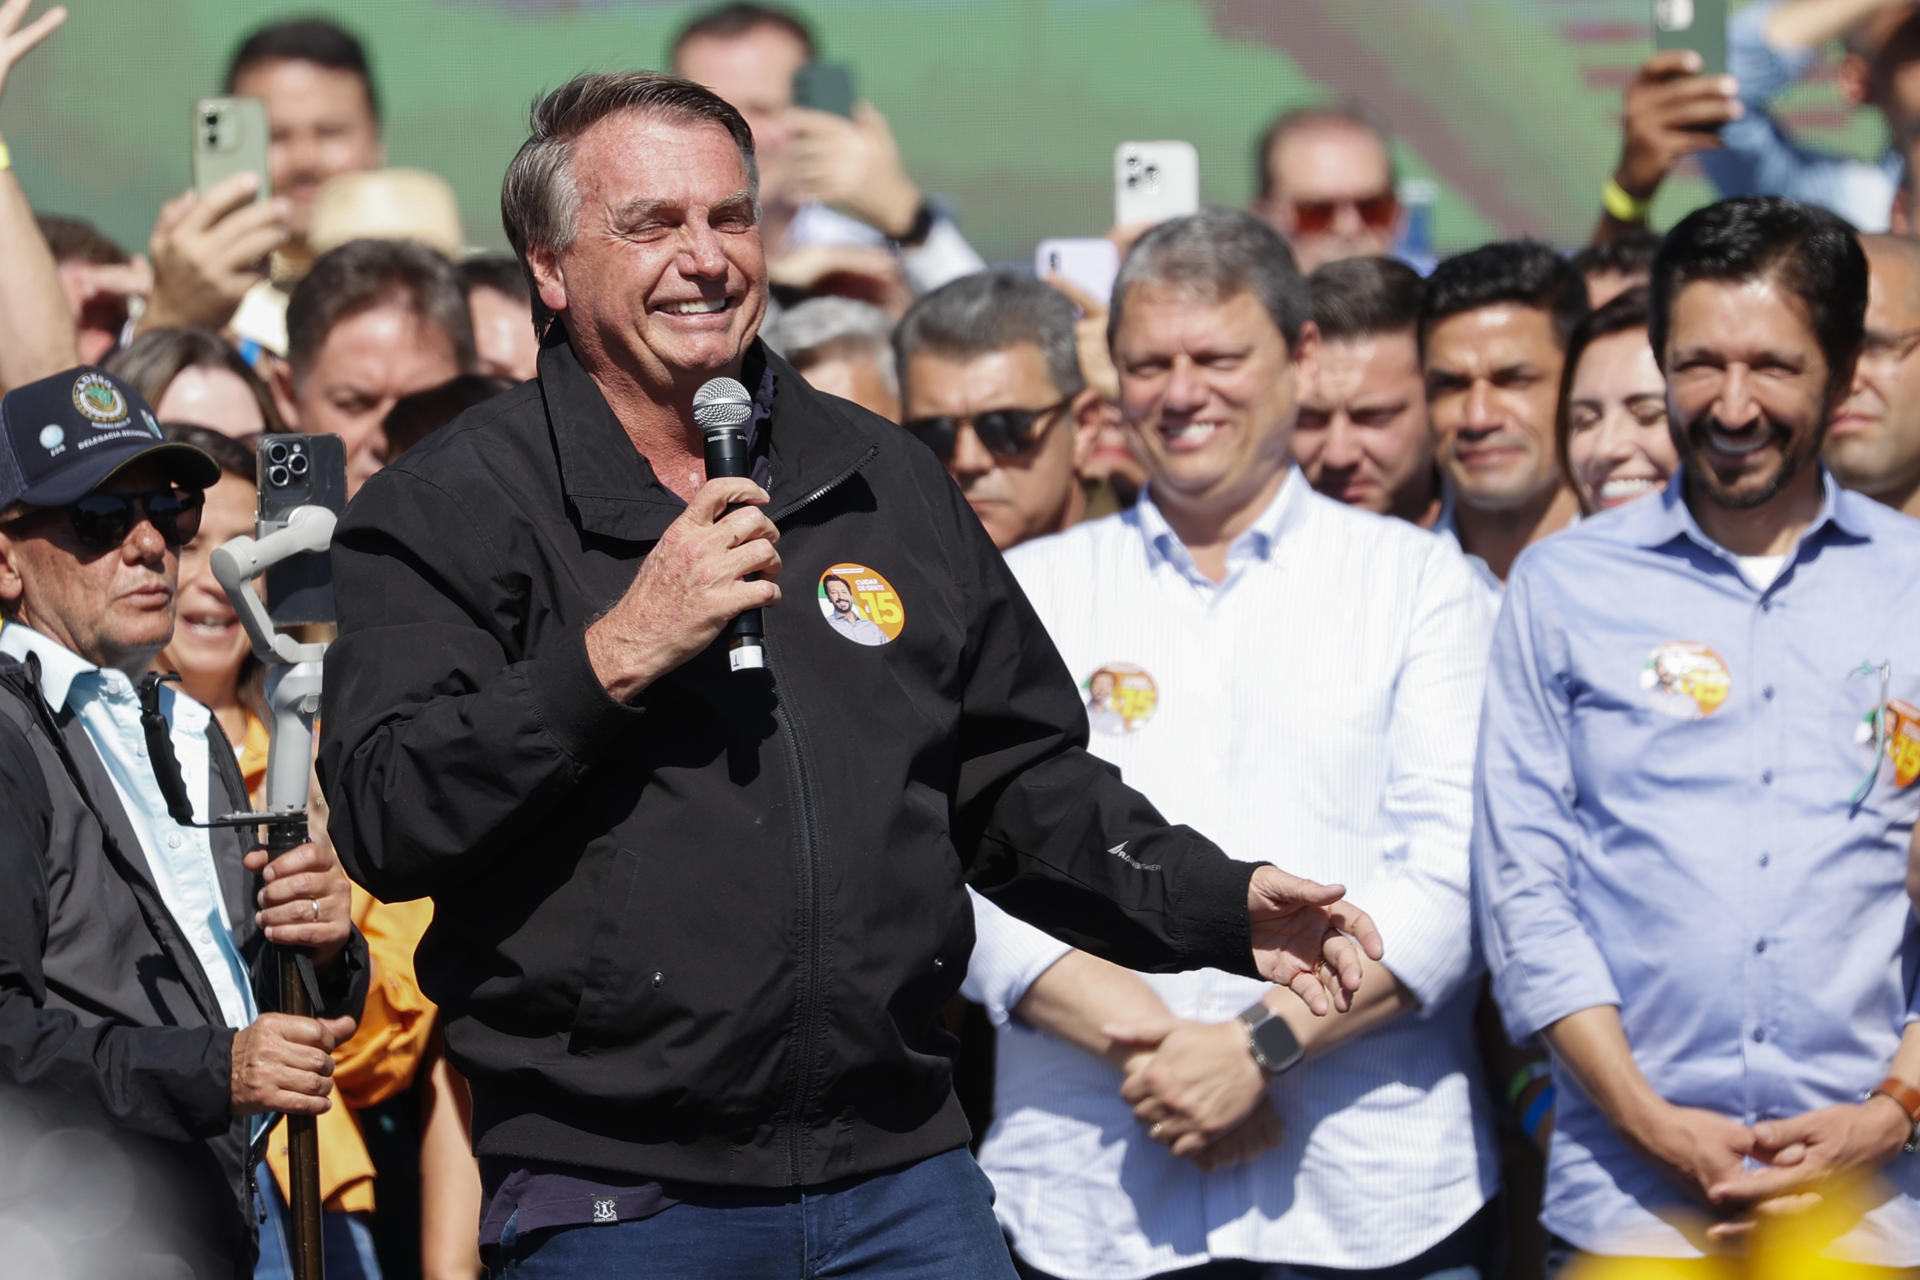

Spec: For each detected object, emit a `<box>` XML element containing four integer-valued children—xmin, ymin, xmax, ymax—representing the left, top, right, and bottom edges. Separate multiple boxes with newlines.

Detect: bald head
<box><xmin>1828</xmin><ymin>233</ymin><xmax>1920</xmax><ymax>514</ymax></box>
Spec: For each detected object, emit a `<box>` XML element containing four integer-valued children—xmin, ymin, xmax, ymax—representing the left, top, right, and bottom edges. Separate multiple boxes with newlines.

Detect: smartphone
<box><xmin>1114</xmin><ymin>141</ymin><xmax>1200</xmax><ymax>228</ymax></box>
<box><xmin>793</xmin><ymin>62</ymin><xmax>855</xmax><ymax>118</ymax></box>
<box><xmin>257</xmin><ymin>434</ymin><xmax>346</xmax><ymax>626</ymax></box>
<box><xmin>1652</xmin><ymin>0</ymin><xmax>1728</xmax><ymax>78</ymax></box>
<box><xmin>192</xmin><ymin>97</ymin><xmax>270</xmax><ymax>201</ymax></box>
<box><xmin>1035</xmin><ymin>238</ymin><xmax>1120</xmax><ymax>309</ymax></box>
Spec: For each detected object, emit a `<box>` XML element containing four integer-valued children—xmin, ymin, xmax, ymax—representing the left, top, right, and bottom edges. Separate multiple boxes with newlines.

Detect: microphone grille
<box><xmin>693</xmin><ymin>377</ymin><xmax>754</xmax><ymax>432</ymax></box>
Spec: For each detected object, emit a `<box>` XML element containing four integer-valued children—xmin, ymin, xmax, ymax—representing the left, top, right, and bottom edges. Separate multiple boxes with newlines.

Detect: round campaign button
<box><xmin>1640</xmin><ymin>641</ymin><xmax>1730</xmax><ymax>720</ymax></box>
<box><xmin>1084</xmin><ymin>663</ymin><xmax>1157</xmax><ymax>735</ymax></box>
<box><xmin>818</xmin><ymin>563</ymin><xmax>904</xmax><ymax>647</ymax></box>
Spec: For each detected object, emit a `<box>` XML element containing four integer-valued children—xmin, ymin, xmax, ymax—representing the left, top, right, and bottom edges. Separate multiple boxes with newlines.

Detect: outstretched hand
<box><xmin>0</xmin><ymin>0</ymin><xmax>64</xmax><ymax>105</ymax></box>
<box><xmin>1246</xmin><ymin>865</ymin><xmax>1382</xmax><ymax>1014</ymax></box>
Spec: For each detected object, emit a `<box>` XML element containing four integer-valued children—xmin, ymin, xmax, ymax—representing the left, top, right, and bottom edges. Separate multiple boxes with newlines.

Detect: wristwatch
<box><xmin>1868</xmin><ymin>1077</ymin><xmax>1920</xmax><ymax>1154</ymax></box>
<box><xmin>891</xmin><ymin>198</ymin><xmax>936</xmax><ymax>249</ymax></box>
<box><xmin>1238</xmin><ymin>1002</ymin><xmax>1305</xmax><ymax>1077</ymax></box>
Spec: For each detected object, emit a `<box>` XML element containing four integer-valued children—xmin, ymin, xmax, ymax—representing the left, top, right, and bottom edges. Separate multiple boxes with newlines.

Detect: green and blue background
<box><xmin>2</xmin><ymin>0</ymin><xmax>1882</xmax><ymax>261</ymax></box>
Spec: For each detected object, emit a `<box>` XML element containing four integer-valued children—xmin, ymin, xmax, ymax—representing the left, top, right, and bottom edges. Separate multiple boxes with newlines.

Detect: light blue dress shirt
<box><xmin>0</xmin><ymin>623</ymin><xmax>257</xmax><ymax>1031</ymax></box>
<box><xmin>1473</xmin><ymin>471</ymin><xmax>1920</xmax><ymax>1261</ymax></box>
<box><xmin>1701</xmin><ymin>0</ymin><xmax>1904</xmax><ymax>233</ymax></box>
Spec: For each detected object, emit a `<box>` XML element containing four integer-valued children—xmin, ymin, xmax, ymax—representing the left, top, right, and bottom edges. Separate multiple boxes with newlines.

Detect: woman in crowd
<box><xmin>1556</xmin><ymin>285</ymin><xmax>1678</xmax><ymax>516</ymax></box>
<box><xmin>108</xmin><ymin>325</ymin><xmax>282</xmax><ymax>441</ymax></box>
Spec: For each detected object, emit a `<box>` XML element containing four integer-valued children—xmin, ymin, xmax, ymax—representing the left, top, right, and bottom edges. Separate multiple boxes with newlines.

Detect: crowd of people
<box><xmin>6</xmin><ymin>0</ymin><xmax>1920</xmax><ymax>1278</ymax></box>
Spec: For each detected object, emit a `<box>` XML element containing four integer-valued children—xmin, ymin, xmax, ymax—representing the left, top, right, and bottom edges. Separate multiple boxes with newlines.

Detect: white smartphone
<box><xmin>1114</xmin><ymin>141</ymin><xmax>1199</xmax><ymax>228</ymax></box>
<box><xmin>1035</xmin><ymin>237</ymin><xmax>1120</xmax><ymax>309</ymax></box>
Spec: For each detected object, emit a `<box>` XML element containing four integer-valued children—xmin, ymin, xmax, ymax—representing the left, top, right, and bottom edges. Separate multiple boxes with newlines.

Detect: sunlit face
<box><xmin>158</xmin><ymin>472</ymin><xmax>256</xmax><ymax>688</ymax></box>
<box><xmin>674</xmin><ymin>24</ymin><xmax>807</xmax><ymax>209</ymax></box>
<box><xmin>0</xmin><ymin>461</ymin><xmax>182</xmax><ymax>676</ymax></box>
<box><xmin>800</xmin><ymin>352</ymin><xmax>900</xmax><ymax>422</ymax></box>
<box><xmin>1112</xmin><ymin>285</ymin><xmax>1314</xmax><ymax>520</ymax></box>
<box><xmin>1662</xmin><ymin>276</ymin><xmax>1837</xmax><ymax>512</ymax></box>
<box><xmin>276</xmin><ymin>301</ymin><xmax>462</xmax><ymax>497</ymax></box>
<box><xmin>903</xmin><ymin>344</ymin><xmax>1082</xmax><ymax>552</ymax></box>
<box><xmin>1425</xmin><ymin>304</ymin><xmax>1567</xmax><ymax>513</ymax></box>
<box><xmin>528</xmin><ymin>113</ymin><xmax>767</xmax><ymax>399</ymax></box>
<box><xmin>468</xmin><ymin>284</ymin><xmax>540</xmax><ymax>384</ymax></box>
<box><xmin>1827</xmin><ymin>245</ymin><xmax>1920</xmax><ymax>502</ymax></box>
<box><xmin>156</xmin><ymin>365</ymin><xmax>267</xmax><ymax>440</ymax></box>
<box><xmin>231</xmin><ymin>58</ymin><xmax>384</xmax><ymax>241</ymax></box>
<box><xmin>1564</xmin><ymin>328</ymin><xmax>1675</xmax><ymax>514</ymax></box>
<box><xmin>1292</xmin><ymin>330</ymin><xmax>1433</xmax><ymax>520</ymax></box>
<box><xmin>1258</xmin><ymin>122</ymin><xmax>1400</xmax><ymax>274</ymax></box>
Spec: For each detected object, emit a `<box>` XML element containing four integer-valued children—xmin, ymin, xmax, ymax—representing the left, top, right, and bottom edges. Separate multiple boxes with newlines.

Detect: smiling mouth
<box><xmin>1161</xmin><ymin>421</ymin><xmax>1223</xmax><ymax>452</ymax></box>
<box><xmin>1596</xmin><ymin>477</ymin><xmax>1662</xmax><ymax>505</ymax></box>
<box><xmin>658</xmin><ymin>298</ymin><xmax>732</xmax><ymax>316</ymax></box>
<box><xmin>1705</xmin><ymin>424</ymin><xmax>1769</xmax><ymax>456</ymax></box>
<box><xmin>180</xmin><ymin>612</ymin><xmax>238</xmax><ymax>637</ymax></box>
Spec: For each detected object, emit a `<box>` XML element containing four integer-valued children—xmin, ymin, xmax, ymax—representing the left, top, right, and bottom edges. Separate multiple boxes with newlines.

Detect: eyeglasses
<box><xmin>4</xmin><ymin>486</ymin><xmax>205</xmax><ymax>552</ymax></box>
<box><xmin>1288</xmin><ymin>193</ymin><xmax>1399</xmax><ymax>235</ymax></box>
<box><xmin>903</xmin><ymin>396</ymin><xmax>1074</xmax><ymax>462</ymax></box>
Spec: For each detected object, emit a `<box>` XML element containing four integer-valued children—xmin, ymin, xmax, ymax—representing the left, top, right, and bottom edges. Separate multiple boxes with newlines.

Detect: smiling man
<box><xmin>318</xmin><ymin>74</ymin><xmax>1382</xmax><ymax>1280</ymax></box>
<box><xmin>1826</xmin><ymin>233</ymin><xmax>1920</xmax><ymax>517</ymax></box>
<box><xmin>1422</xmin><ymin>241</ymin><xmax>1587</xmax><ymax>582</ymax></box>
<box><xmin>1476</xmin><ymin>197</ymin><xmax>1920</xmax><ymax>1267</ymax></box>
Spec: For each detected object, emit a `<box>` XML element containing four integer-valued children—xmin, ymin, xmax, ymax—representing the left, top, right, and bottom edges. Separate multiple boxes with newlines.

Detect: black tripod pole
<box><xmin>266</xmin><ymin>810</ymin><xmax>324</xmax><ymax>1280</ymax></box>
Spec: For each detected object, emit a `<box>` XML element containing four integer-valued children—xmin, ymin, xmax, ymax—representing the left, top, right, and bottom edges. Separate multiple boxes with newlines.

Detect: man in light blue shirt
<box><xmin>1475</xmin><ymin>197</ymin><xmax>1920</xmax><ymax>1266</ymax></box>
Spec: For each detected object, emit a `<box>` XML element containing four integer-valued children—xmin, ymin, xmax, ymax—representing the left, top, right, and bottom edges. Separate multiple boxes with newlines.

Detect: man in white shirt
<box><xmin>963</xmin><ymin>210</ymin><xmax>1498</xmax><ymax>1279</ymax></box>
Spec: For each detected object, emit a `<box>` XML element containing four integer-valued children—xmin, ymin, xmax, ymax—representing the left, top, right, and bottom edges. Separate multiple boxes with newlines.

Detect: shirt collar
<box><xmin>0</xmin><ymin>621</ymin><xmax>101</xmax><ymax>712</ymax></box>
<box><xmin>1629</xmin><ymin>464</ymin><xmax>1870</xmax><ymax>553</ymax></box>
<box><xmin>1133</xmin><ymin>465</ymin><xmax>1306</xmax><ymax>574</ymax></box>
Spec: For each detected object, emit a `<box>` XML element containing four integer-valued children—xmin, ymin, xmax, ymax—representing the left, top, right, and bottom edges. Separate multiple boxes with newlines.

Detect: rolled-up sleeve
<box><xmin>1472</xmin><ymin>563</ymin><xmax>1620</xmax><ymax>1043</ymax></box>
<box><xmin>961</xmin><ymin>889</ymin><xmax>1073</xmax><ymax>1028</ymax></box>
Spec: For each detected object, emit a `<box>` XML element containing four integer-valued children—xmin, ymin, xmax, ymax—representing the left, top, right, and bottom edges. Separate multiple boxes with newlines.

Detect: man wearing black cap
<box><xmin>0</xmin><ymin>366</ymin><xmax>367</xmax><ymax>1278</ymax></box>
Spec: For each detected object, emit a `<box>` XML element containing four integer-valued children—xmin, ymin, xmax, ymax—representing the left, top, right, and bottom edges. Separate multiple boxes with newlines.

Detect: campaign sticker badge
<box><xmin>1856</xmin><ymin>698</ymin><xmax>1920</xmax><ymax>788</ymax></box>
<box><xmin>70</xmin><ymin>372</ymin><xmax>129</xmax><ymax>426</ymax></box>
<box><xmin>1084</xmin><ymin>663</ymin><xmax>1158</xmax><ymax>735</ymax></box>
<box><xmin>1640</xmin><ymin>641</ymin><xmax>1730</xmax><ymax>720</ymax></box>
<box><xmin>818</xmin><ymin>563</ymin><xmax>904</xmax><ymax>647</ymax></box>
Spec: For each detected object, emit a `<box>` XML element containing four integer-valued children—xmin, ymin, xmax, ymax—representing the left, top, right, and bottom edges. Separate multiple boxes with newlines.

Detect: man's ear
<box><xmin>0</xmin><ymin>527</ymin><xmax>28</xmax><ymax>621</ymax></box>
<box><xmin>268</xmin><ymin>357</ymin><xmax>300</xmax><ymax>430</ymax></box>
<box><xmin>1289</xmin><ymin>319</ymin><xmax>1323</xmax><ymax>403</ymax></box>
<box><xmin>1069</xmin><ymin>388</ymin><xmax>1106</xmax><ymax>474</ymax></box>
<box><xmin>527</xmin><ymin>244</ymin><xmax>569</xmax><ymax>318</ymax></box>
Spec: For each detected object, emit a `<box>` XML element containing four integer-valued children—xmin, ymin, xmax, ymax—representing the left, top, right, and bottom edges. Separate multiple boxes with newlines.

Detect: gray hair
<box><xmin>892</xmin><ymin>270</ymin><xmax>1085</xmax><ymax>401</ymax></box>
<box><xmin>501</xmin><ymin>71</ymin><xmax>758</xmax><ymax>272</ymax></box>
<box><xmin>1108</xmin><ymin>208</ymin><xmax>1311</xmax><ymax>351</ymax></box>
<box><xmin>762</xmin><ymin>296</ymin><xmax>899</xmax><ymax>397</ymax></box>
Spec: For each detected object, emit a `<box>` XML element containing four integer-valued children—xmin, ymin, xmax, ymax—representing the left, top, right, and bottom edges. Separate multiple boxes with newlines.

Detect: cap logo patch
<box><xmin>71</xmin><ymin>373</ymin><xmax>129</xmax><ymax>426</ymax></box>
<box><xmin>38</xmin><ymin>424</ymin><xmax>65</xmax><ymax>455</ymax></box>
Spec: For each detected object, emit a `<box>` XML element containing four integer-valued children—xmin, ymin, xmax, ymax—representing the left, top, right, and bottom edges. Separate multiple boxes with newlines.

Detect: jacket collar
<box><xmin>537</xmin><ymin>337</ymin><xmax>883</xmax><ymax>542</ymax></box>
<box><xmin>0</xmin><ymin>621</ymin><xmax>98</xmax><ymax>710</ymax></box>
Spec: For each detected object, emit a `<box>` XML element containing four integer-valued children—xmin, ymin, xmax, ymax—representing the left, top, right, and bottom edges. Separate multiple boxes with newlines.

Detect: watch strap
<box><xmin>1869</xmin><ymin>1077</ymin><xmax>1920</xmax><ymax>1154</ymax></box>
<box><xmin>893</xmin><ymin>198</ymin><xmax>936</xmax><ymax>249</ymax></box>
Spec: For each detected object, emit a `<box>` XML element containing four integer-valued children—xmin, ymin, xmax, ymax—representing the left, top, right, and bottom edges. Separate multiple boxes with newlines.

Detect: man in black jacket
<box><xmin>317</xmin><ymin>72</ymin><xmax>1381</xmax><ymax>1279</ymax></box>
<box><xmin>0</xmin><ymin>366</ymin><xmax>368</xmax><ymax>1278</ymax></box>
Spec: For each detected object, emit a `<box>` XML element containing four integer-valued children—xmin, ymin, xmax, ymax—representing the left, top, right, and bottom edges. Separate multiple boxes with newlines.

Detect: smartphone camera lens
<box><xmin>265</xmin><ymin>440</ymin><xmax>291</xmax><ymax>465</ymax></box>
<box><xmin>267</xmin><ymin>464</ymin><xmax>291</xmax><ymax>488</ymax></box>
<box><xmin>287</xmin><ymin>452</ymin><xmax>310</xmax><ymax>477</ymax></box>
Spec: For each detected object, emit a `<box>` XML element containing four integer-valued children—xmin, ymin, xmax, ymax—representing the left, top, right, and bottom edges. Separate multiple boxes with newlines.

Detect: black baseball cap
<box><xmin>0</xmin><ymin>366</ymin><xmax>219</xmax><ymax>511</ymax></box>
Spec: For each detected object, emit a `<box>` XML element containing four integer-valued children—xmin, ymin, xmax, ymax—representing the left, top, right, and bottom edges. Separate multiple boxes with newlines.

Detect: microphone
<box><xmin>693</xmin><ymin>376</ymin><xmax>765</xmax><ymax>672</ymax></box>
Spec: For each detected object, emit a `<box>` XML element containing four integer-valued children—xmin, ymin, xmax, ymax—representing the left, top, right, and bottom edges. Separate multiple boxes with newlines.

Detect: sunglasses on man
<box><xmin>903</xmin><ymin>395</ymin><xmax>1075</xmax><ymax>463</ymax></box>
<box><xmin>1288</xmin><ymin>192</ymin><xmax>1399</xmax><ymax>235</ymax></box>
<box><xmin>3</xmin><ymin>486</ymin><xmax>206</xmax><ymax>552</ymax></box>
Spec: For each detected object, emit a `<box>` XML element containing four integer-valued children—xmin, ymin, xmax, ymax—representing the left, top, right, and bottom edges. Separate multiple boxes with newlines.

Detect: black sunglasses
<box><xmin>903</xmin><ymin>395</ymin><xmax>1074</xmax><ymax>462</ymax></box>
<box><xmin>7</xmin><ymin>487</ymin><xmax>205</xmax><ymax>552</ymax></box>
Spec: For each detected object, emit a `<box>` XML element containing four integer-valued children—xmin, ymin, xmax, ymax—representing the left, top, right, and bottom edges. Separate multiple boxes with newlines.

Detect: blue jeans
<box><xmin>491</xmin><ymin>1148</ymin><xmax>1017</xmax><ymax>1279</ymax></box>
<box><xmin>253</xmin><ymin>1178</ymin><xmax>383</xmax><ymax>1280</ymax></box>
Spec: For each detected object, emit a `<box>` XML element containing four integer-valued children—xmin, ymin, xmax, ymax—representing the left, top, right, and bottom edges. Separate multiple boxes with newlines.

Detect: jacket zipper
<box><xmin>766</xmin><ymin>443</ymin><xmax>876</xmax><ymax>1183</ymax></box>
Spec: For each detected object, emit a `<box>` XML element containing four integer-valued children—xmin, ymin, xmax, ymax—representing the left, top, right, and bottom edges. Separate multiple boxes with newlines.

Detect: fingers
<box><xmin>1329</xmin><ymin>901</ymin><xmax>1385</xmax><ymax>962</ymax></box>
<box><xmin>180</xmin><ymin>172</ymin><xmax>266</xmax><ymax>232</ymax></box>
<box><xmin>1639</xmin><ymin>48</ymin><xmax>1704</xmax><ymax>81</ymax></box>
<box><xmin>1287</xmin><ymin>967</ymin><xmax>1332</xmax><ymax>1017</ymax></box>
<box><xmin>1100</xmin><ymin>1019</ymin><xmax>1177</xmax><ymax>1050</ymax></box>
<box><xmin>1250</xmin><ymin>865</ymin><xmax>1344</xmax><ymax>909</ymax></box>
<box><xmin>258</xmin><ymin>842</ymin><xmax>337</xmax><ymax>883</ymax></box>
<box><xmin>714</xmin><ymin>502</ymin><xmax>781</xmax><ymax>551</ymax></box>
<box><xmin>0</xmin><ymin>1</ymin><xmax>64</xmax><ymax>61</ymax></box>
<box><xmin>150</xmin><ymin>191</ymin><xmax>196</xmax><ymax>243</ymax></box>
<box><xmin>686</xmin><ymin>478</ymin><xmax>770</xmax><ymax>525</ymax></box>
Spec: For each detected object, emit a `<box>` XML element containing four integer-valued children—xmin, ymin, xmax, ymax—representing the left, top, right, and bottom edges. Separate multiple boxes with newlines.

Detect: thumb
<box><xmin>320</xmin><ymin>1015</ymin><xmax>358</xmax><ymax>1049</ymax></box>
<box><xmin>1251</xmin><ymin>865</ymin><xmax>1344</xmax><ymax>907</ymax></box>
<box><xmin>852</xmin><ymin>100</ymin><xmax>887</xmax><ymax>133</ymax></box>
<box><xmin>1101</xmin><ymin>1017</ymin><xmax>1177</xmax><ymax>1048</ymax></box>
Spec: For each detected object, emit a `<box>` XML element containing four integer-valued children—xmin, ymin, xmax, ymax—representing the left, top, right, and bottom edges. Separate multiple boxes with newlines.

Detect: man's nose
<box><xmin>1718</xmin><ymin>365</ymin><xmax>1761</xmax><ymax>427</ymax></box>
<box><xmin>948</xmin><ymin>421</ymin><xmax>995</xmax><ymax>479</ymax></box>
<box><xmin>679</xmin><ymin>222</ymin><xmax>729</xmax><ymax>279</ymax></box>
<box><xmin>1460</xmin><ymin>382</ymin><xmax>1500</xmax><ymax>435</ymax></box>
<box><xmin>124</xmin><ymin>515</ymin><xmax>168</xmax><ymax>566</ymax></box>
<box><xmin>1320</xmin><ymin>415</ymin><xmax>1364</xmax><ymax>468</ymax></box>
<box><xmin>1163</xmin><ymin>358</ymin><xmax>1208</xmax><ymax>414</ymax></box>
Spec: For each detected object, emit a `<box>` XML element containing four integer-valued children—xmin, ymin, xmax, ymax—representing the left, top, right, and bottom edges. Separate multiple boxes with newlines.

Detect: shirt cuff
<box><xmin>1170</xmin><ymin>854</ymin><xmax>1259</xmax><ymax>979</ymax></box>
<box><xmin>1490</xmin><ymin>931</ymin><xmax>1622</xmax><ymax>1045</ymax></box>
<box><xmin>1355</xmin><ymin>877</ymin><xmax>1476</xmax><ymax>1015</ymax></box>
<box><xmin>523</xmin><ymin>625</ymin><xmax>650</xmax><ymax>768</ymax></box>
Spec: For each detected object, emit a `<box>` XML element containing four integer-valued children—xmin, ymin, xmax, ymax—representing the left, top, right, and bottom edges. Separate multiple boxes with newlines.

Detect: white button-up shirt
<box><xmin>1</xmin><ymin>623</ymin><xmax>257</xmax><ymax>1030</ymax></box>
<box><xmin>963</xmin><ymin>470</ymin><xmax>1498</xmax><ymax>1274</ymax></box>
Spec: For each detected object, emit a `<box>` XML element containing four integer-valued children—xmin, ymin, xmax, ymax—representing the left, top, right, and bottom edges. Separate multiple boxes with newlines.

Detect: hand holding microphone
<box><xmin>694</xmin><ymin>377</ymin><xmax>767</xmax><ymax>672</ymax></box>
<box><xmin>582</xmin><ymin>378</ymin><xmax>782</xmax><ymax>702</ymax></box>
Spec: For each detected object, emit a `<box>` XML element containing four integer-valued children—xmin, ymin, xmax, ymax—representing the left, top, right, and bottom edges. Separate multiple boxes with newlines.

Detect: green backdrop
<box><xmin>1</xmin><ymin>0</ymin><xmax>1885</xmax><ymax>263</ymax></box>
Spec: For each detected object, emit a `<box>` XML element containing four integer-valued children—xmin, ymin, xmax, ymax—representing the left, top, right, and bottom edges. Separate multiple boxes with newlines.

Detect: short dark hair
<box><xmin>668</xmin><ymin>2</ymin><xmax>816</xmax><ymax>66</ymax></box>
<box><xmin>105</xmin><ymin>326</ymin><xmax>285</xmax><ymax>439</ymax></box>
<box><xmin>458</xmin><ymin>254</ymin><xmax>530</xmax><ymax>304</ymax></box>
<box><xmin>1420</xmin><ymin>239</ymin><xmax>1589</xmax><ymax>353</ymax></box>
<box><xmin>225</xmin><ymin>17</ymin><xmax>379</xmax><ymax>122</ymax></box>
<box><xmin>382</xmin><ymin>374</ymin><xmax>515</xmax><ymax>458</ymax></box>
<box><xmin>1649</xmin><ymin>196</ymin><xmax>1867</xmax><ymax>398</ymax></box>
<box><xmin>1309</xmin><ymin>256</ymin><xmax>1423</xmax><ymax>343</ymax></box>
<box><xmin>35</xmin><ymin>214</ymin><xmax>128</xmax><ymax>266</ymax></box>
<box><xmin>1570</xmin><ymin>229</ymin><xmax>1662</xmax><ymax>285</ymax></box>
<box><xmin>286</xmin><ymin>239</ymin><xmax>476</xmax><ymax>381</ymax></box>
<box><xmin>1255</xmin><ymin>104</ymin><xmax>1395</xmax><ymax>202</ymax></box>
<box><xmin>1555</xmin><ymin>285</ymin><xmax>1655</xmax><ymax>505</ymax></box>
<box><xmin>1111</xmin><ymin>208</ymin><xmax>1311</xmax><ymax>350</ymax></box>
<box><xmin>893</xmin><ymin>270</ymin><xmax>1084</xmax><ymax>401</ymax></box>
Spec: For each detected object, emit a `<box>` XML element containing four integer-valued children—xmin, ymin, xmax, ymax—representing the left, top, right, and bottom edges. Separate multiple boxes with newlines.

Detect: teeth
<box><xmin>660</xmin><ymin>299</ymin><xmax>726</xmax><ymax>315</ymax></box>
<box><xmin>1599</xmin><ymin>478</ymin><xmax>1659</xmax><ymax>501</ymax></box>
<box><xmin>1165</xmin><ymin>422</ymin><xmax>1221</xmax><ymax>443</ymax></box>
<box><xmin>1708</xmin><ymin>428</ymin><xmax>1767</xmax><ymax>456</ymax></box>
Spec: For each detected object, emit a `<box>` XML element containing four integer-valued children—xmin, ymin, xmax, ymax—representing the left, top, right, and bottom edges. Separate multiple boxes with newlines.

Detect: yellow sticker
<box><xmin>1640</xmin><ymin>641</ymin><xmax>1730</xmax><ymax>720</ymax></box>
<box><xmin>1085</xmin><ymin>663</ymin><xmax>1158</xmax><ymax>736</ymax></box>
<box><xmin>1883</xmin><ymin>700</ymin><xmax>1920</xmax><ymax>788</ymax></box>
<box><xmin>818</xmin><ymin>563</ymin><xmax>904</xmax><ymax>647</ymax></box>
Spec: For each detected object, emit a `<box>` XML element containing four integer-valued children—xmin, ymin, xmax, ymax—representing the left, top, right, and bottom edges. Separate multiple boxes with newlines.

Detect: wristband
<box><xmin>0</xmin><ymin>141</ymin><xmax>11</xmax><ymax>173</ymax></box>
<box><xmin>1506</xmin><ymin>1059</ymin><xmax>1552</xmax><ymax>1105</ymax></box>
<box><xmin>1602</xmin><ymin>176</ymin><xmax>1652</xmax><ymax>224</ymax></box>
<box><xmin>1521</xmin><ymin>1086</ymin><xmax>1556</xmax><ymax>1142</ymax></box>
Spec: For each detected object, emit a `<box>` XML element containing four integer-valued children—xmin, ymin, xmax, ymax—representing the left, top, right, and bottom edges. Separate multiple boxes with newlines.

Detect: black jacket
<box><xmin>318</xmin><ymin>339</ymin><xmax>1259</xmax><ymax>1188</ymax></box>
<box><xmin>0</xmin><ymin>652</ymin><xmax>368</xmax><ymax>1279</ymax></box>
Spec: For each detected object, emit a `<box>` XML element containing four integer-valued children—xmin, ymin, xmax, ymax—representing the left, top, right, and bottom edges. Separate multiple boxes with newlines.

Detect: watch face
<box><xmin>1250</xmin><ymin>1013</ymin><xmax>1305</xmax><ymax>1074</ymax></box>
